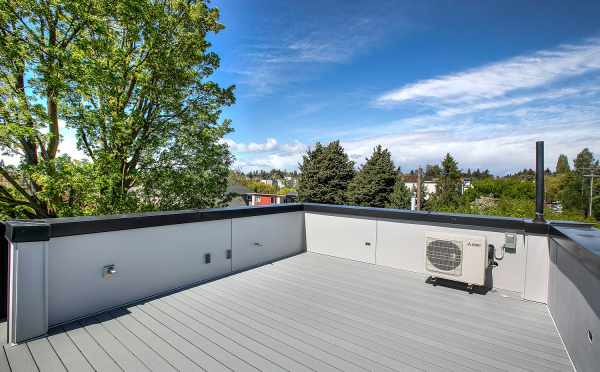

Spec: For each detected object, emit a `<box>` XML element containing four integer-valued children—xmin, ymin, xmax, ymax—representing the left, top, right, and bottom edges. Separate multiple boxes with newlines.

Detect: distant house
<box><xmin>284</xmin><ymin>176</ymin><xmax>298</xmax><ymax>187</ymax></box>
<box><xmin>260</xmin><ymin>178</ymin><xmax>286</xmax><ymax>188</ymax></box>
<box><xmin>462</xmin><ymin>178</ymin><xmax>472</xmax><ymax>194</ymax></box>
<box><xmin>246</xmin><ymin>193</ymin><xmax>281</xmax><ymax>206</ymax></box>
<box><xmin>402</xmin><ymin>175</ymin><xmax>437</xmax><ymax>199</ymax></box>
<box><xmin>247</xmin><ymin>192</ymin><xmax>297</xmax><ymax>206</ymax></box>
<box><xmin>225</xmin><ymin>184</ymin><xmax>253</xmax><ymax>207</ymax></box>
<box><xmin>402</xmin><ymin>176</ymin><xmax>472</xmax><ymax>198</ymax></box>
<box><xmin>226</xmin><ymin>183</ymin><xmax>297</xmax><ymax>207</ymax></box>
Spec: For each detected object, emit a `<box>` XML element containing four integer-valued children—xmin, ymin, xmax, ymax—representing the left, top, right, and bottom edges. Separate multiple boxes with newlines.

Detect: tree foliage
<box><xmin>386</xmin><ymin>176</ymin><xmax>411</xmax><ymax>209</ymax></box>
<box><xmin>297</xmin><ymin>141</ymin><xmax>354</xmax><ymax>204</ymax></box>
<box><xmin>347</xmin><ymin>145</ymin><xmax>396</xmax><ymax>207</ymax></box>
<box><xmin>555</xmin><ymin>154</ymin><xmax>570</xmax><ymax>174</ymax></box>
<box><xmin>560</xmin><ymin>148</ymin><xmax>597</xmax><ymax>217</ymax></box>
<box><xmin>430</xmin><ymin>153</ymin><xmax>462</xmax><ymax>209</ymax></box>
<box><xmin>464</xmin><ymin>178</ymin><xmax>535</xmax><ymax>202</ymax></box>
<box><xmin>0</xmin><ymin>0</ymin><xmax>234</xmax><ymax>218</ymax></box>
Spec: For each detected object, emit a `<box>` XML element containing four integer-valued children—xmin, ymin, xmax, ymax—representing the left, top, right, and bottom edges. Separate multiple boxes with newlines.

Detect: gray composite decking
<box><xmin>1</xmin><ymin>252</ymin><xmax>573</xmax><ymax>371</ymax></box>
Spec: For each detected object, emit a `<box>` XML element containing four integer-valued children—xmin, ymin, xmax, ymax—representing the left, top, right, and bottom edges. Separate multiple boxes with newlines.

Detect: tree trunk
<box><xmin>46</xmin><ymin>20</ymin><xmax>59</xmax><ymax>159</ymax></box>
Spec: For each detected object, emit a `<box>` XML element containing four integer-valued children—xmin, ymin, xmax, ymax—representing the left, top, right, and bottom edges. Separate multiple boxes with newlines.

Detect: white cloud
<box><xmin>223</xmin><ymin>138</ymin><xmax>278</xmax><ymax>152</ymax></box>
<box><xmin>375</xmin><ymin>38</ymin><xmax>600</xmax><ymax>106</ymax></box>
<box><xmin>340</xmin><ymin>121</ymin><xmax>600</xmax><ymax>175</ymax></box>
<box><xmin>224</xmin><ymin>137</ymin><xmax>308</xmax><ymax>171</ymax></box>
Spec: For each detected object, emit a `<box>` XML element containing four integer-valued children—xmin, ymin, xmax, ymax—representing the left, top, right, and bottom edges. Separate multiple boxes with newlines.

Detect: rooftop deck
<box><xmin>1</xmin><ymin>252</ymin><xmax>572</xmax><ymax>372</ymax></box>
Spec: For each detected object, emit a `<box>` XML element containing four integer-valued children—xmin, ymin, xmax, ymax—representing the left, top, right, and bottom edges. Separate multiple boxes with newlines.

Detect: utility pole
<box><xmin>583</xmin><ymin>172</ymin><xmax>597</xmax><ymax>217</ymax></box>
<box><xmin>582</xmin><ymin>165</ymin><xmax>598</xmax><ymax>217</ymax></box>
<box><xmin>416</xmin><ymin>167</ymin><xmax>422</xmax><ymax>211</ymax></box>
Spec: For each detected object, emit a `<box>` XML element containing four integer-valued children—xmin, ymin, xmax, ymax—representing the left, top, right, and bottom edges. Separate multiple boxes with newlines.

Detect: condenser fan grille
<box><xmin>426</xmin><ymin>238</ymin><xmax>463</xmax><ymax>276</ymax></box>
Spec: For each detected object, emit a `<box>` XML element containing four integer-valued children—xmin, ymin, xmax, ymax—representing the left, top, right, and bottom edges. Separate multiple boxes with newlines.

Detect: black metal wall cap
<box><xmin>303</xmin><ymin>203</ymin><xmax>550</xmax><ymax>234</ymax></box>
<box><xmin>550</xmin><ymin>224</ymin><xmax>600</xmax><ymax>279</ymax></box>
<box><xmin>4</xmin><ymin>221</ymin><xmax>50</xmax><ymax>243</ymax></box>
<box><xmin>44</xmin><ymin>203</ymin><xmax>303</xmax><ymax>238</ymax></box>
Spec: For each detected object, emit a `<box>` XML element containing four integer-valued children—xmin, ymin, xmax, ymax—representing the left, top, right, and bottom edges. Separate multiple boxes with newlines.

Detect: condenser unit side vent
<box><xmin>426</xmin><ymin>238</ymin><xmax>463</xmax><ymax>276</ymax></box>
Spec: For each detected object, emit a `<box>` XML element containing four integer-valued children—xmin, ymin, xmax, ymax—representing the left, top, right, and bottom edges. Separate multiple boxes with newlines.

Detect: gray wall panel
<box><xmin>47</xmin><ymin>219</ymin><xmax>232</xmax><ymax>326</ymax></box>
<box><xmin>305</xmin><ymin>213</ymin><xmax>376</xmax><ymax>263</ymax></box>
<box><xmin>232</xmin><ymin>212</ymin><xmax>304</xmax><ymax>272</ymax></box>
<box><xmin>548</xmin><ymin>239</ymin><xmax>599</xmax><ymax>372</ymax></box>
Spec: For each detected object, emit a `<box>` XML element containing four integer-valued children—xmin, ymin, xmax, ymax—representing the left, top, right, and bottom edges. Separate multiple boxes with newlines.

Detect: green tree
<box><xmin>425</xmin><ymin>164</ymin><xmax>441</xmax><ymax>178</ymax></box>
<box><xmin>298</xmin><ymin>141</ymin><xmax>354</xmax><ymax>204</ymax></box>
<box><xmin>386</xmin><ymin>176</ymin><xmax>411</xmax><ymax>209</ymax></box>
<box><xmin>347</xmin><ymin>145</ymin><xmax>396</xmax><ymax>207</ymax></box>
<box><xmin>555</xmin><ymin>154</ymin><xmax>570</xmax><ymax>174</ymax></box>
<box><xmin>431</xmin><ymin>153</ymin><xmax>462</xmax><ymax>209</ymax></box>
<box><xmin>0</xmin><ymin>0</ymin><xmax>104</xmax><ymax>217</ymax></box>
<box><xmin>0</xmin><ymin>0</ymin><xmax>234</xmax><ymax>218</ymax></box>
<box><xmin>560</xmin><ymin>148</ymin><xmax>596</xmax><ymax>216</ymax></box>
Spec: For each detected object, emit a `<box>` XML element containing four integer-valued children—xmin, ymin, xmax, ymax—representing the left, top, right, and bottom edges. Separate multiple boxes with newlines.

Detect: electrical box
<box><xmin>504</xmin><ymin>233</ymin><xmax>517</xmax><ymax>253</ymax></box>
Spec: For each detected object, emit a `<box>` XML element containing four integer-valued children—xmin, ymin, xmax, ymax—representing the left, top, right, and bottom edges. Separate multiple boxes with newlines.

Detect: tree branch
<box><xmin>78</xmin><ymin>127</ymin><xmax>95</xmax><ymax>161</ymax></box>
<box><xmin>0</xmin><ymin>166</ymin><xmax>49</xmax><ymax>218</ymax></box>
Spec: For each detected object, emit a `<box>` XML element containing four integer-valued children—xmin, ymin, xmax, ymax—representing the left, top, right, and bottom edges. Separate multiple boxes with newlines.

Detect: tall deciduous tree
<box><xmin>555</xmin><ymin>154</ymin><xmax>570</xmax><ymax>174</ymax></box>
<box><xmin>432</xmin><ymin>153</ymin><xmax>462</xmax><ymax>209</ymax></box>
<box><xmin>0</xmin><ymin>0</ymin><xmax>234</xmax><ymax>218</ymax></box>
<box><xmin>347</xmin><ymin>145</ymin><xmax>396</xmax><ymax>207</ymax></box>
<box><xmin>298</xmin><ymin>141</ymin><xmax>354</xmax><ymax>204</ymax></box>
<box><xmin>0</xmin><ymin>0</ymin><xmax>103</xmax><ymax>217</ymax></box>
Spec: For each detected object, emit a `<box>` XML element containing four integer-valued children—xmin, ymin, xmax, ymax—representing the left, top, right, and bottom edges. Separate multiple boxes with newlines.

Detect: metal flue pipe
<box><xmin>534</xmin><ymin>141</ymin><xmax>546</xmax><ymax>223</ymax></box>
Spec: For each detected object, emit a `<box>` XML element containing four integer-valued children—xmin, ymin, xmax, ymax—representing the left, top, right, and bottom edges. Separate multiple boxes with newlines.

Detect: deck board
<box><xmin>27</xmin><ymin>338</ymin><xmax>66</xmax><ymax>372</ymax></box>
<box><xmin>2</xmin><ymin>252</ymin><xmax>573</xmax><ymax>371</ymax></box>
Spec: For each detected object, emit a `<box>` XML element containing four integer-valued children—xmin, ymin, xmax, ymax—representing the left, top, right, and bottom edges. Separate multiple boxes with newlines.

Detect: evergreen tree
<box><xmin>560</xmin><ymin>148</ymin><xmax>596</xmax><ymax>215</ymax></box>
<box><xmin>298</xmin><ymin>141</ymin><xmax>354</xmax><ymax>204</ymax></box>
<box><xmin>555</xmin><ymin>154</ymin><xmax>570</xmax><ymax>174</ymax></box>
<box><xmin>346</xmin><ymin>145</ymin><xmax>397</xmax><ymax>207</ymax></box>
<box><xmin>432</xmin><ymin>153</ymin><xmax>462</xmax><ymax>208</ymax></box>
<box><xmin>386</xmin><ymin>176</ymin><xmax>411</xmax><ymax>209</ymax></box>
<box><xmin>425</xmin><ymin>164</ymin><xmax>441</xmax><ymax>178</ymax></box>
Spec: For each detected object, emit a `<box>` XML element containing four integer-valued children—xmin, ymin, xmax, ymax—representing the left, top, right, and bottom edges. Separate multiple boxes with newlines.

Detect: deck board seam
<box><xmin>79</xmin><ymin>321</ymin><xmax>124</xmax><ymax>371</ymax></box>
<box><xmin>199</xmin><ymin>279</ymin><xmax>521</xmax><ymax>372</ymax></box>
<box><xmin>288</xmin><ymin>254</ymin><xmax>549</xmax><ymax>315</ymax></box>
<box><xmin>135</xmin><ymin>304</ymin><xmax>238</xmax><ymax>372</ymax></box>
<box><xmin>94</xmin><ymin>314</ymin><xmax>156</xmax><ymax>372</ymax></box>
<box><xmin>62</xmin><ymin>327</ymin><xmax>96</xmax><ymax>372</ymax></box>
<box><xmin>111</xmin><ymin>311</ymin><xmax>207</xmax><ymax>371</ymax></box>
<box><xmin>245</xmin><ymin>264</ymin><xmax>566</xmax><ymax>353</ymax></box>
<box><xmin>154</xmin><ymin>297</ymin><xmax>292</xmax><ymax>372</ymax></box>
<box><xmin>99</xmin><ymin>312</ymin><xmax>178</xmax><ymax>371</ymax></box>
<box><xmin>260</xmin><ymin>260</ymin><xmax>560</xmax><ymax>339</ymax></box>
<box><xmin>166</xmin><ymin>293</ymin><xmax>318</xmax><ymax>372</ymax></box>
<box><xmin>146</xmin><ymin>299</ymin><xmax>273</xmax><ymax>372</ymax></box>
<box><xmin>194</xmin><ymin>284</ymin><xmax>428</xmax><ymax>372</ymax></box>
<box><xmin>174</xmin><ymin>291</ymin><xmax>340</xmax><ymax>372</ymax></box>
<box><xmin>280</xmin><ymin>255</ymin><xmax>554</xmax><ymax>325</ymax></box>
<box><xmin>178</xmin><ymin>290</ymin><xmax>368</xmax><ymax>372</ymax></box>
<box><xmin>217</xmin><ymin>273</ymin><xmax>568</xmax><ymax>371</ymax></box>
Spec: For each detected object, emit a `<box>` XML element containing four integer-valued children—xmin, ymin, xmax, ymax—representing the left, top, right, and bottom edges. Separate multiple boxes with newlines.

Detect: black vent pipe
<box><xmin>534</xmin><ymin>141</ymin><xmax>545</xmax><ymax>223</ymax></box>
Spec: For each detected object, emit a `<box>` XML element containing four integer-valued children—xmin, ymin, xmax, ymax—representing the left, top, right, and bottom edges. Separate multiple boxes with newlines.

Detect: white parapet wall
<box><xmin>47</xmin><ymin>219</ymin><xmax>233</xmax><ymax>326</ymax></box>
<box><xmin>2</xmin><ymin>204</ymin><xmax>564</xmax><ymax>344</ymax></box>
<box><xmin>4</xmin><ymin>207</ymin><xmax>305</xmax><ymax>343</ymax></box>
<box><xmin>305</xmin><ymin>211</ymin><xmax>550</xmax><ymax>302</ymax></box>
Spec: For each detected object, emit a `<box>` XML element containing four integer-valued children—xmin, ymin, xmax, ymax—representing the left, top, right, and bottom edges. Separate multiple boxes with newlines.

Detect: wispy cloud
<box><xmin>375</xmin><ymin>38</ymin><xmax>600</xmax><ymax>106</ymax></box>
<box><xmin>223</xmin><ymin>137</ymin><xmax>308</xmax><ymax>171</ymax></box>
<box><xmin>227</xmin><ymin>6</ymin><xmax>409</xmax><ymax>96</ymax></box>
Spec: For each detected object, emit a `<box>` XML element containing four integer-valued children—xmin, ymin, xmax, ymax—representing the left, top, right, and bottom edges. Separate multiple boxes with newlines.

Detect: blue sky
<box><xmin>208</xmin><ymin>0</ymin><xmax>600</xmax><ymax>174</ymax></box>
<box><xmin>6</xmin><ymin>1</ymin><xmax>599</xmax><ymax>175</ymax></box>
